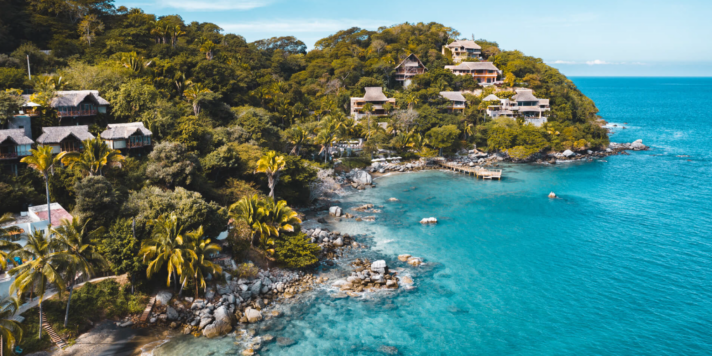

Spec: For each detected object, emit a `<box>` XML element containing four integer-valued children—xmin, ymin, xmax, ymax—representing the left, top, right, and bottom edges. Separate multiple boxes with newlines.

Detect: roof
<box><xmin>0</xmin><ymin>129</ymin><xmax>34</xmax><ymax>145</ymax></box>
<box><xmin>482</xmin><ymin>94</ymin><xmax>501</xmax><ymax>102</ymax></box>
<box><xmin>363</xmin><ymin>87</ymin><xmax>389</xmax><ymax>101</ymax></box>
<box><xmin>512</xmin><ymin>89</ymin><xmax>539</xmax><ymax>102</ymax></box>
<box><xmin>439</xmin><ymin>91</ymin><xmax>467</xmax><ymax>102</ymax></box>
<box><xmin>395</xmin><ymin>54</ymin><xmax>427</xmax><ymax>71</ymax></box>
<box><xmin>101</xmin><ymin>122</ymin><xmax>152</xmax><ymax>140</ymax></box>
<box><xmin>446</xmin><ymin>40</ymin><xmax>481</xmax><ymax>50</ymax></box>
<box><xmin>36</xmin><ymin>126</ymin><xmax>95</xmax><ymax>144</ymax></box>
<box><xmin>445</xmin><ymin>62</ymin><xmax>499</xmax><ymax>71</ymax></box>
<box><xmin>52</xmin><ymin>90</ymin><xmax>109</xmax><ymax>107</ymax></box>
<box><xmin>538</xmin><ymin>99</ymin><xmax>550</xmax><ymax>106</ymax></box>
<box><xmin>29</xmin><ymin>203</ymin><xmax>72</xmax><ymax>227</ymax></box>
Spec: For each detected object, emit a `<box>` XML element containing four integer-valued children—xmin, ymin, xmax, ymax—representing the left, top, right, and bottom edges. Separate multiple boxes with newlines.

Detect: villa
<box><xmin>0</xmin><ymin>129</ymin><xmax>34</xmax><ymax>175</ymax></box>
<box><xmin>484</xmin><ymin>89</ymin><xmax>551</xmax><ymax>126</ymax></box>
<box><xmin>36</xmin><ymin>125</ymin><xmax>95</xmax><ymax>153</ymax></box>
<box><xmin>9</xmin><ymin>90</ymin><xmax>110</xmax><ymax>135</ymax></box>
<box><xmin>0</xmin><ymin>203</ymin><xmax>73</xmax><ymax>240</ymax></box>
<box><xmin>439</xmin><ymin>92</ymin><xmax>467</xmax><ymax>113</ymax></box>
<box><xmin>350</xmin><ymin>87</ymin><xmax>396</xmax><ymax>119</ymax></box>
<box><xmin>395</xmin><ymin>54</ymin><xmax>427</xmax><ymax>87</ymax></box>
<box><xmin>442</xmin><ymin>40</ymin><xmax>482</xmax><ymax>63</ymax></box>
<box><xmin>101</xmin><ymin>122</ymin><xmax>153</xmax><ymax>152</ymax></box>
<box><xmin>444</xmin><ymin>62</ymin><xmax>500</xmax><ymax>85</ymax></box>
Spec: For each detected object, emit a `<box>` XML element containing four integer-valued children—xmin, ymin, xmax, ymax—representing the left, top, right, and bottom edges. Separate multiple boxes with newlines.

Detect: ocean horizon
<box><xmin>150</xmin><ymin>77</ymin><xmax>712</xmax><ymax>355</ymax></box>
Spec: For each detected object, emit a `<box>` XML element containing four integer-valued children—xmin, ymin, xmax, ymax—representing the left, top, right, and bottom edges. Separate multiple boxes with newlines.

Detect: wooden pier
<box><xmin>139</xmin><ymin>295</ymin><xmax>156</xmax><ymax>323</ymax></box>
<box><xmin>41</xmin><ymin>312</ymin><xmax>67</xmax><ymax>349</ymax></box>
<box><xmin>435</xmin><ymin>161</ymin><xmax>502</xmax><ymax>180</ymax></box>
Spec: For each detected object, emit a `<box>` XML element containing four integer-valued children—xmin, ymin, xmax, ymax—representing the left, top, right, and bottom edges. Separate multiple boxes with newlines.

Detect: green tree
<box><xmin>285</xmin><ymin>125</ymin><xmax>309</xmax><ymax>156</ymax></box>
<box><xmin>255</xmin><ymin>151</ymin><xmax>286</xmax><ymax>198</ymax></box>
<box><xmin>184</xmin><ymin>226</ymin><xmax>222</xmax><ymax>299</ymax></box>
<box><xmin>426</xmin><ymin>125</ymin><xmax>461</xmax><ymax>156</ymax></box>
<box><xmin>9</xmin><ymin>231</ymin><xmax>68</xmax><ymax>340</ymax></box>
<box><xmin>0</xmin><ymin>90</ymin><xmax>24</xmax><ymax>125</ymax></box>
<box><xmin>140</xmin><ymin>214</ymin><xmax>193</xmax><ymax>289</ymax></box>
<box><xmin>183</xmin><ymin>82</ymin><xmax>212</xmax><ymax>117</ymax></box>
<box><xmin>78</xmin><ymin>14</ymin><xmax>104</xmax><ymax>47</ymax></box>
<box><xmin>146</xmin><ymin>142</ymin><xmax>200</xmax><ymax>188</ymax></box>
<box><xmin>20</xmin><ymin>146</ymin><xmax>61</xmax><ymax>229</ymax></box>
<box><xmin>0</xmin><ymin>214</ymin><xmax>21</xmax><ymax>271</ymax></box>
<box><xmin>58</xmin><ymin>137</ymin><xmax>125</xmax><ymax>176</ymax></box>
<box><xmin>106</xmin><ymin>79</ymin><xmax>160</xmax><ymax>121</ymax></box>
<box><xmin>274</xmin><ymin>233</ymin><xmax>320</xmax><ymax>268</ymax></box>
<box><xmin>0</xmin><ymin>296</ymin><xmax>22</xmax><ymax>356</ymax></box>
<box><xmin>50</xmin><ymin>218</ymin><xmax>107</xmax><ymax>327</ymax></box>
<box><xmin>72</xmin><ymin>176</ymin><xmax>118</xmax><ymax>231</ymax></box>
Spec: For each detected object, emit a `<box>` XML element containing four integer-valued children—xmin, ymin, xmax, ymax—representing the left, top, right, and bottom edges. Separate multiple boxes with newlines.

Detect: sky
<box><xmin>117</xmin><ymin>0</ymin><xmax>712</xmax><ymax>76</ymax></box>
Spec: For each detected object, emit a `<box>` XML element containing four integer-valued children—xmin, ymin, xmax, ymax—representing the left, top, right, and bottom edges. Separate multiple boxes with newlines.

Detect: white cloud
<box><xmin>221</xmin><ymin>19</ymin><xmax>387</xmax><ymax>33</ymax></box>
<box><xmin>586</xmin><ymin>59</ymin><xmax>610</xmax><ymax>65</ymax></box>
<box><xmin>154</xmin><ymin>0</ymin><xmax>272</xmax><ymax>11</ymax></box>
<box><xmin>551</xmin><ymin>60</ymin><xmax>577</xmax><ymax>64</ymax></box>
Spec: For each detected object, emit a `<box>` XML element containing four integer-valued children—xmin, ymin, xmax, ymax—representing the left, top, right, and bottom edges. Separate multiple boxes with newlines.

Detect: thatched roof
<box><xmin>445</xmin><ymin>40</ymin><xmax>481</xmax><ymax>50</ymax></box>
<box><xmin>0</xmin><ymin>129</ymin><xmax>33</xmax><ymax>145</ymax></box>
<box><xmin>444</xmin><ymin>62</ymin><xmax>499</xmax><ymax>71</ymax></box>
<box><xmin>101</xmin><ymin>122</ymin><xmax>152</xmax><ymax>140</ymax></box>
<box><xmin>36</xmin><ymin>126</ymin><xmax>94</xmax><ymax>144</ymax></box>
<box><xmin>363</xmin><ymin>87</ymin><xmax>389</xmax><ymax>101</ymax></box>
<box><xmin>395</xmin><ymin>54</ymin><xmax>427</xmax><ymax>70</ymax></box>
<box><xmin>439</xmin><ymin>91</ymin><xmax>467</xmax><ymax>102</ymax></box>
<box><xmin>512</xmin><ymin>89</ymin><xmax>539</xmax><ymax>102</ymax></box>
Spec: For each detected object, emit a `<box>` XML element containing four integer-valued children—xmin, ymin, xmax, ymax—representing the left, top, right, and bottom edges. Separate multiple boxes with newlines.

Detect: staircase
<box><xmin>139</xmin><ymin>296</ymin><xmax>156</xmax><ymax>323</ymax></box>
<box><xmin>40</xmin><ymin>312</ymin><xmax>67</xmax><ymax>349</ymax></box>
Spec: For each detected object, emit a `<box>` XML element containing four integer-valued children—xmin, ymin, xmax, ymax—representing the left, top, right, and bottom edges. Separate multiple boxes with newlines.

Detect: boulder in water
<box><xmin>398</xmin><ymin>254</ymin><xmax>411</xmax><ymax>262</ymax></box>
<box><xmin>420</xmin><ymin>217</ymin><xmax>437</xmax><ymax>224</ymax></box>
<box><xmin>351</xmin><ymin>169</ymin><xmax>372</xmax><ymax>185</ymax></box>
<box><xmin>548</xmin><ymin>192</ymin><xmax>557</xmax><ymax>199</ymax></box>
<box><xmin>562</xmin><ymin>150</ymin><xmax>575</xmax><ymax>157</ymax></box>
<box><xmin>329</xmin><ymin>206</ymin><xmax>342</xmax><ymax>217</ymax></box>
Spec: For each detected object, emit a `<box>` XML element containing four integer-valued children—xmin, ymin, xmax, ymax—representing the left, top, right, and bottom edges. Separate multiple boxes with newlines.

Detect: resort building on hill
<box><xmin>439</xmin><ymin>91</ymin><xmax>467</xmax><ymax>113</ymax></box>
<box><xmin>10</xmin><ymin>90</ymin><xmax>110</xmax><ymax>133</ymax></box>
<box><xmin>36</xmin><ymin>125</ymin><xmax>94</xmax><ymax>153</ymax></box>
<box><xmin>101</xmin><ymin>122</ymin><xmax>153</xmax><ymax>152</ymax></box>
<box><xmin>0</xmin><ymin>129</ymin><xmax>34</xmax><ymax>175</ymax></box>
<box><xmin>442</xmin><ymin>40</ymin><xmax>482</xmax><ymax>63</ymax></box>
<box><xmin>395</xmin><ymin>54</ymin><xmax>427</xmax><ymax>87</ymax></box>
<box><xmin>350</xmin><ymin>87</ymin><xmax>396</xmax><ymax>119</ymax></box>
<box><xmin>0</xmin><ymin>203</ymin><xmax>73</xmax><ymax>240</ymax></box>
<box><xmin>444</xmin><ymin>62</ymin><xmax>500</xmax><ymax>85</ymax></box>
<box><xmin>484</xmin><ymin>89</ymin><xmax>551</xmax><ymax>126</ymax></box>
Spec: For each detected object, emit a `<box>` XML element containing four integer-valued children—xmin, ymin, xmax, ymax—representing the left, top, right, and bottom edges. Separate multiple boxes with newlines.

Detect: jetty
<box><xmin>139</xmin><ymin>295</ymin><xmax>157</xmax><ymax>323</ymax></box>
<box><xmin>436</xmin><ymin>161</ymin><xmax>502</xmax><ymax>180</ymax></box>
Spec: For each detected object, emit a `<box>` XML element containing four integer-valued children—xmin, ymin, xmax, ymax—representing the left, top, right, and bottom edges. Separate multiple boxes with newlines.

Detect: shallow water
<box><xmin>153</xmin><ymin>78</ymin><xmax>712</xmax><ymax>355</ymax></box>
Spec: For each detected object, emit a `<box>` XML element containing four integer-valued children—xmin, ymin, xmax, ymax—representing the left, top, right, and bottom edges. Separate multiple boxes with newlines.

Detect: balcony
<box><xmin>58</xmin><ymin>109</ymin><xmax>98</xmax><ymax>117</ymax></box>
<box><xmin>127</xmin><ymin>141</ymin><xmax>149</xmax><ymax>148</ymax></box>
<box><xmin>0</xmin><ymin>152</ymin><xmax>18</xmax><ymax>160</ymax></box>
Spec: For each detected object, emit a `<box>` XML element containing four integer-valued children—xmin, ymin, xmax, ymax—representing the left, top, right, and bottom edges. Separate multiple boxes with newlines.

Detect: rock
<box><xmin>562</xmin><ymin>149</ymin><xmax>575</xmax><ymax>157</ymax></box>
<box><xmin>169</xmin><ymin>322</ymin><xmax>178</xmax><ymax>329</ymax></box>
<box><xmin>250</xmin><ymin>280</ymin><xmax>262</xmax><ymax>296</ymax></box>
<box><xmin>333</xmin><ymin>237</ymin><xmax>344</xmax><ymax>247</ymax></box>
<box><xmin>352</xmin><ymin>169</ymin><xmax>373</xmax><ymax>185</ymax></box>
<box><xmin>182</xmin><ymin>325</ymin><xmax>193</xmax><ymax>335</ymax></box>
<box><xmin>244</xmin><ymin>307</ymin><xmax>263</xmax><ymax>323</ymax></box>
<box><xmin>371</xmin><ymin>260</ymin><xmax>387</xmax><ymax>274</ymax></box>
<box><xmin>242</xmin><ymin>349</ymin><xmax>255</xmax><ymax>356</ymax></box>
<box><xmin>277</xmin><ymin>337</ymin><xmax>296</xmax><ymax>346</ymax></box>
<box><xmin>379</xmin><ymin>345</ymin><xmax>399</xmax><ymax>355</ymax></box>
<box><xmin>400</xmin><ymin>276</ymin><xmax>414</xmax><ymax>284</ymax></box>
<box><xmin>155</xmin><ymin>291</ymin><xmax>172</xmax><ymax>306</ymax></box>
<box><xmin>329</xmin><ymin>206</ymin><xmax>343</xmax><ymax>217</ymax></box>
<box><xmin>199</xmin><ymin>316</ymin><xmax>214</xmax><ymax>329</ymax></box>
<box><xmin>420</xmin><ymin>217</ymin><xmax>437</xmax><ymax>224</ymax></box>
<box><xmin>191</xmin><ymin>300</ymin><xmax>205</xmax><ymax>310</ymax></box>
<box><xmin>631</xmin><ymin>139</ymin><xmax>646</xmax><ymax>150</ymax></box>
<box><xmin>386</xmin><ymin>280</ymin><xmax>397</xmax><ymax>288</ymax></box>
<box><xmin>311</xmin><ymin>228</ymin><xmax>321</xmax><ymax>237</ymax></box>
<box><xmin>217</xmin><ymin>283</ymin><xmax>231</xmax><ymax>295</ymax></box>
<box><xmin>407</xmin><ymin>257</ymin><xmax>423</xmax><ymax>267</ymax></box>
<box><xmin>398</xmin><ymin>254</ymin><xmax>411</xmax><ymax>262</ymax></box>
<box><xmin>149</xmin><ymin>317</ymin><xmax>157</xmax><ymax>323</ymax></box>
<box><xmin>166</xmin><ymin>306</ymin><xmax>179</xmax><ymax>320</ymax></box>
<box><xmin>203</xmin><ymin>305</ymin><xmax>234</xmax><ymax>338</ymax></box>
<box><xmin>205</xmin><ymin>290</ymin><xmax>215</xmax><ymax>300</ymax></box>
<box><xmin>548</xmin><ymin>192</ymin><xmax>557</xmax><ymax>199</ymax></box>
<box><xmin>388</xmin><ymin>197</ymin><xmax>399</xmax><ymax>202</ymax></box>
<box><xmin>119</xmin><ymin>321</ymin><xmax>134</xmax><ymax>328</ymax></box>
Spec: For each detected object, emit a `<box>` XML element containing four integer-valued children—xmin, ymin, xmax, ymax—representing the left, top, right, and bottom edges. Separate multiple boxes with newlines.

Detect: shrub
<box><xmin>274</xmin><ymin>233</ymin><xmax>321</xmax><ymax>268</ymax></box>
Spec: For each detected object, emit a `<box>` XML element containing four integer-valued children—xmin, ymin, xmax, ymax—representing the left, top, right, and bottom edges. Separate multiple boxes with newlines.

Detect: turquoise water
<box><xmin>154</xmin><ymin>78</ymin><xmax>712</xmax><ymax>355</ymax></box>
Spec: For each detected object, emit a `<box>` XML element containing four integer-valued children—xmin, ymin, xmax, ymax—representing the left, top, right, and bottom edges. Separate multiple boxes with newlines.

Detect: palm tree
<box><xmin>183</xmin><ymin>83</ymin><xmax>212</xmax><ymax>117</ymax></box>
<box><xmin>228</xmin><ymin>195</ymin><xmax>277</xmax><ymax>249</ymax></box>
<box><xmin>120</xmin><ymin>52</ymin><xmax>152</xmax><ymax>73</ymax></box>
<box><xmin>0</xmin><ymin>296</ymin><xmax>22</xmax><ymax>356</ymax></box>
<box><xmin>199</xmin><ymin>41</ymin><xmax>216</xmax><ymax>60</ymax></box>
<box><xmin>255</xmin><ymin>151</ymin><xmax>286</xmax><ymax>199</ymax></box>
<box><xmin>184</xmin><ymin>227</ymin><xmax>222</xmax><ymax>299</ymax></box>
<box><xmin>266</xmin><ymin>199</ymin><xmax>302</xmax><ymax>236</ymax></box>
<box><xmin>0</xmin><ymin>214</ymin><xmax>22</xmax><ymax>272</ymax></box>
<box><xmin>171</xmin><ymin>25</ymin><xmax>185</xmax><ymax>48</ymax></box>
<box><xmin>9</xmin><ymin>231</ymin><xmax>68</xmax><ymax>340</ymax></box>
<box><xmin>315</xmin><ymin>116</ymin><xmax>340</xmax><ymax>163</ymax></box>
<box><xmin>21</xmin><ymin>146</ymin><xmax>61</xmax><ymax>230</ymax></box>
<box><xmin>391</xmin><ymin>131</ymin><xmax>413</xmax><ymax>152</ymax></box>
<box><xmin>140</xmin><ymin>214</ymin><xmax>192</xmax><ymax>289</ymax></box>
<box><xmin>57</xmin><ymin>137</ymin><xmax>125</xmax><ymax>176</ymax></box>
<box><xmin>50</xmin><ymin>218</ymin><xmax>107</xmax><ymax>327</ymax></box>
<box><xmin>286</xmin><ymin>125</ymin><xmax>309</xmax><ymax>156</ymax></box>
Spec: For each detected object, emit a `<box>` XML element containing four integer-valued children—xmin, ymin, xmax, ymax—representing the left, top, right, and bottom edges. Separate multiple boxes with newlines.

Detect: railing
<box><xmin>127</xmin><ymin>141</ymin><xmax>148</xmax><ymax>148</ymax></box>
<box><xmin>0</xmin><ymin>153</ymin><xmax>18</xmax><ymax>159</ymax></box>
<box><xmin>58</xmin><ymin>109</ymin><xmax>98</xmax><ymax>117</ymax></box>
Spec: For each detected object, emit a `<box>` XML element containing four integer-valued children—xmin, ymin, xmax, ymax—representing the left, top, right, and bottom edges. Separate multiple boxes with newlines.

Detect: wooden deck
<box><xmin>139</xmin><ymin>296</ymin><xmax>156</xmax><ymax>323</ymax></box>
<box><xmin>436</xmin><ymin>161</ymin><xmax>502</xmax><ymax>180</ymax></box>
<box><xmin>41</xmin><ymin>312</ymin><xmax>67</xmax><ymax>349</ymax></box>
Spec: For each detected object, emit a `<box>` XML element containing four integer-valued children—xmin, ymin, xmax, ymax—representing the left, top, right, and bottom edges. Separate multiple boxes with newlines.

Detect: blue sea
<box><xmin>153</xmin><ymin>78</ymin><xmax>712</xmax><ymax>355</ymax></box>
